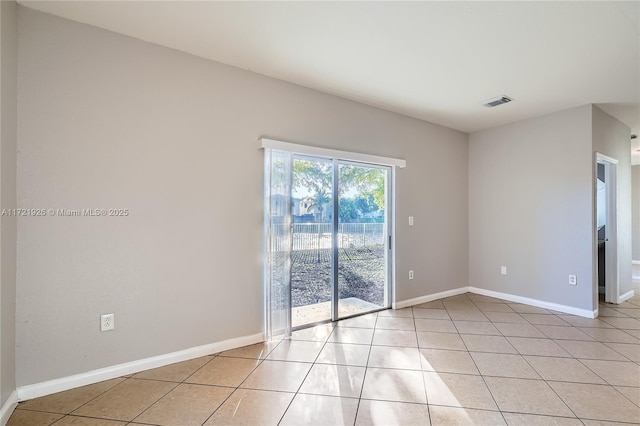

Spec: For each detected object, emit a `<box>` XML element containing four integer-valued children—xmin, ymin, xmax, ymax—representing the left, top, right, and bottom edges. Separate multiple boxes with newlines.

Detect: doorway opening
<box><xmin>595</xmin><ymin>153</ymin><xmax>619</xmax><ymax>304</ymax></box>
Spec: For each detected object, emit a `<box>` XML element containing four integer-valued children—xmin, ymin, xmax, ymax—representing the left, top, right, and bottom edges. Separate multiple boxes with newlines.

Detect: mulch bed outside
<box><xmin>291</xmin><ymin>245</ymin><xmax>385</xmax><ymax>308</ymax></box>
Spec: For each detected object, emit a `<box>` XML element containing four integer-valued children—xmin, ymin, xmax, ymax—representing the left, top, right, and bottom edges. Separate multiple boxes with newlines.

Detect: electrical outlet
<box><xmin>409</xmin><ymin>216</ymin><xmax>414</xmax><ymax>226</ymax></box>
<box><xmin>409</xmin><ymin>270</ymin><xmax>414</xmax><ymax>280</ymax></box>
<box><xmin>569</xmin><ymin>275</ymin><xmax>577</xmax><ymax>286</ymax></box>
<box><xmin>501</xmin><ymin>266</ymin><xmax>507</xmax><ymax>275</ymax></box>
<box><xmin>101</xmin><ymin>313</ymin><xmax>114</xmax><ymax>331</ymax></box>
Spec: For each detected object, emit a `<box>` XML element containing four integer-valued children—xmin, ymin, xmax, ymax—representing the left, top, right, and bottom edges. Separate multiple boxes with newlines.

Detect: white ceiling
<box><xmin>19</xmin><ymin>1</ymin><xmax>640</xmax><ymax>163</ymax></box>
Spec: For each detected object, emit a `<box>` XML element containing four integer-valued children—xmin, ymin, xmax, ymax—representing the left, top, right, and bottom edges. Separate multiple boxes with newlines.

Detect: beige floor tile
<box><xmin>291</xmin><ymin>323</ymin><xmax>335</xmax><ymax>341</ymax></box>
<box><xmin>521</xmin><ymin>314</ymin><xmax>570</xmax><ymax>326</ymax></box>
<box><xmin>598</xmin><ymin>307</ymin><xmax>629</xmax><ymax>317</ymax></box>
<box><xmin>548</xmin><ymin>382</ymin><xmax>640</xmax><ymax>423</ymax></box>
<box><xmin>453</xmin><ymin>321</ymin><xmax>500</xmax><ymax>335</ymax></box>
<box><xmin>484</xmin><ymin>377</ymin><xmax>573</xmax><ymax>417</ymax></box>
<box><xmin>611</xmin><ymin>308</ymin><xmax>640</xmax><ymax>318</ymax></box>
<box><xmin>424</xmin><ymin>372</ymin><xmax>497</xmax><ymax>410</ymax></box>
<box><xmin>7</xmin><ymin>410</ymin><xmax>63</xmax><ymax>426</ymax></box>
<box><xmin>581</xmin><ymin>420</ymin><xmax>639</xmax><ymax>425</ymax></box>
<box><xmin>470</xmin><ymin>352</ymin><xmax>540</xmax><ymax>379</ymax></box>
<box><xmin>443</xmin><ymin>301</ymin><xmax>477</xmax><ymax>311</ymax></box>
<box><xmin>429</xmin><ymin>406</ymin><xmax>506</xmax><ymax>426</ymax></box>
<box><xmin>578</xmin><ymin>328</ymin><xmax>640</xmax><ymax>343</ymax></box>
<box><xmin>417</xmin><ymin>332</ymin><xmax>466</xmax><ymax>350</ymax></box>
<box><xmin>508</xmin><ymin>304</ymin><xmax>551</xmax><ymax>314</ymax></box>
<box><xmin>468</xmin><ymin>294</ymin><xmax>505</xmax><ymax>304</ymax></box>
<box><xmin>555</xmin><ymin>340</ymin><xmax>628</xmax><ymax>361</ymax></box>
<box><xmin>484</xmin><ymin>312</ymin><xmax>528</xmax><ymax>324</ymax></box>
<box><xmin>240</xmin><ymin>360</ymin><xmax>311</xmax><ymax>392</ymax></box>
<box><xmin>265</xmin><ymin>340</ymin><xmax>324</xmax><ymax>363</ymax></box>
<box><xmin>17</xmin><ymin>378</ymin><xmax>124</xmax><ymax>414</ymax></box>
<box><xmin>601</xmin><ymin>317</ymin><xmax>640</xmax><ymax>329</ymax></box>
<box><xmin>378</xmin><ymin>308</ymin><xmax>413</xmax><ymax>318</ymax></box>
<box><xmin>494</xmin><ymin>322</ymin><xmax>546</xmax><ymax>338</ymax></box>
<box><xmin>376</xmin><ymin>317</ymin><xmax>416</xmax><ymax>331</ymax></box>
<box><xmin>622</xmin><ymin>329</ymin><xmax>640</xmax><ymax>339</ymax></box>
<box><xmin>328</xmin><ymin>327</ymin><xmax>375</xmax><ymax>344</ymax></box>
<box><xmin>368</xmin><ymin>346</ymin><xmax>422</xmax><ymax>370</ymax></box>
<box><xmin>132</xmin><ymin>357</ymin><xmax>211</xmax><ymax>382</ymax></box>
<box><xmin>414</xmin><ymin>319</ymin><xmax>457</xmax><ymax>333</ymax></box>
<box><xmin>218</xmin><ymin>342</ymin><xmax>280</xmax><ymax>360</ymax></box>
<box><xmin>445</xmin><ymin>295</ymin><xmax>474</xmax><ymax>302</ymax></box>
<box><xmin>413</xmin><ymin>300</ymin><xmax>445</xmax><ymax>309</ymax></box>
<box><xmin>203</xmin><ymin>389</ymin><xmax>293</xmax><ymax>426</ymax></box>
<box><xmin>579</xmin><ymin>359</ymin><xmax>640</xmax><ymax>387</ymax></box>
<box><xmin>460</xmin><ymin>334</ymin><xmax>517</xmax><ymax>354</ymax></box>
<box><xmin>524</xmin><ymin>356</ymin><xmax>605</xmax><ymax>384</ymax></box>
<box><xmin>133</xmin><ymin>383</ymin><xmax>232</xmax><ymax>426</ymax></box>
<box><xmin>186</xmin><ymin>357</ymin><xmax>260</xmax><ymax>387</ymax></box>
<box><xmin>355</xmin><ymin>399</ymin><xmax>429</xmax><ymax>425</ymax></box>
<box><xmin>615</xmin><ymin>386</ymin><xmax>640</xmax><ymax>407</ymax></box>
<box><xmin>557</xmin><ymin>316</ymin><xmax>613</xmax><ymax>328</ymax></box>
<box><xmin>72</xmin><ymin>379</ymin><xmax>176</xmax><ymax>421</ymax></box>
<box><xmin>506</xmin><ymin>337</ymin><xmax>572</xmax><ymax>357</ymax></box>
<box><xmin>280</xmin><ymin>394</ymin><xmax>359</xmax><ymax>426</ymax></box>
<box><xmin>361</xmin><ymin>368</ymin><xmax>427</xmax><ymax>404</ymax></box>
<box><xmin>46</xmin><ymin>417</ymin><xmax>126</xmax><ymax>425</ymax></box>
<box><xmin>501</xmin><ymin>413</ymin><xmax>582</xmax><ymax>425</ymax></box>
<box><xmin>373</xmin><ymin>329</ymin><xmax>418</xmax><ymax>347</ymax></box>
<box><xmin>299</xmin><ymin>364</ymin><xmax>366</xmax><ymax>398</ymax></box>
<box><xmin>316</xmin><ymin>342</ymin><xmax>371</xmax><ymax>366</ymax></box>
<box><xmin>536</xmin><ymin>325</ymin><xmax>594</xmax><ymax>341</ymax></box>
<box><xmin>412</xmin><ymin>308</ymin><xmax>450</xmax><ymax>320</ymax></box>
<box><xmin>336</xmin><ymin>314</ymin><xmax>377</xmax><ymax>328</ymax></box>
<box><xmin>604</xmin><ymin>342</ymin><xmax>640</xmax><ymax>362</ymax></box>
<box><xmin>447</xmin><ymin>310</ymin><xmax>489</xmax><ymax>322</ymax></box>
<box><xmin>419</xmin><ymin>348</ymin><xmax>479</xmax><ymax>375</ymax></box>
<box><xmin>476</xmin><ymin>303</ymin><xmax>515</xmax><ymax>313</ymax></box>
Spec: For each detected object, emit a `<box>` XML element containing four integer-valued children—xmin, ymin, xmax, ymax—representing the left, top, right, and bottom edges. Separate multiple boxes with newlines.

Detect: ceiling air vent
<box><xmin>483</xmin><ymin>95</ymin><xmax>513</xmax><ymax>108</ymax></box>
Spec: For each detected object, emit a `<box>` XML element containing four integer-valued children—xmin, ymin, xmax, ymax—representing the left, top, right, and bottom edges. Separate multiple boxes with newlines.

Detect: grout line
<box><xmin>352</xmin><ymin>310</ymin><xmax>378</xmax><ymax>425</ymax></box>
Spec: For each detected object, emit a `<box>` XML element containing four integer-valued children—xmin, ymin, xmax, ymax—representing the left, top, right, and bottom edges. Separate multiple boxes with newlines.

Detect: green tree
<box><xmin>293</xmin><ymin>160</ymin><xmax>332</xmax><ymax>222</ymax></box>
<box><xmin>355</xmin><ymin>195</ymin><xmax>379</xmax><ymax>216</ymax></box>
<box><xmin>293</xmin><ymin>161</ymin><xmax>386</xmax><ymax>221</ymax></box>
<box><xmin>338</xmin><ymin>198</ymin><xmax>360</xmax><ymax>222</ymax></box>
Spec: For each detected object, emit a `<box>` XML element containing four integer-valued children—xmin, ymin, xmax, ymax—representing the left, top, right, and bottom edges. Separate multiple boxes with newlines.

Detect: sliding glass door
<box><xmin>337</xmin><ymin>162</ymin><xmax>389</xmax><ymax>319</ymax></box>
<box><xmin>289</xmin><ymin>157</ymin><xmax>390</xmax><ymax>329</ymax></box>
<box><xmin>264</xmin><ymin>147</ymin><xmax>393</xmax><ymax>336</ymax></box>
<box><xmin>291</xmin><ymin>156</ymin><xmax>334</xmax><ymax>328</ymax></box>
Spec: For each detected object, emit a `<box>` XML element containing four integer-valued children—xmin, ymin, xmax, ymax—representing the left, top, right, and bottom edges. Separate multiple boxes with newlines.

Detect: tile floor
<box><xmin>10</xmin><ymin>293</ymin><xmax>640</xmax><ymax>425</ymax></box>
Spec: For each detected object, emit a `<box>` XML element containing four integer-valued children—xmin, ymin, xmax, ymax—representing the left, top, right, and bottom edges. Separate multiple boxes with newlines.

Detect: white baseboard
<box><xmin>17</xmin><ymin>332</ymin><xmax>263</xmax><ymax>402</ymax></box>
<box><xmin>632</xmin><ymin>260</ymin><xmax>640</xmax><ymax>265</ymax></box>
<box><xmin>468</xmin><ymin>287</ymin><xmax>597</xmax><ymax>318</ymax></box>
<box><xmin>394</xmin><ymin>286</ymin><xmax>469</xmax><ymax>310</ymax></box>
<box><xmin>0</xmin><ymin>391</ymin><xmax>17</xmax><ymax>426</ymax></box>
<box><xmin>619</xmin><ymin>290</ymin><xmax>635</xmax><ymax>304</ymax></box>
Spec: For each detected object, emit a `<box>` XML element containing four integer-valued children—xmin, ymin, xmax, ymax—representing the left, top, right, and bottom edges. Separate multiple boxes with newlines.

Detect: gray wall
<box><xmin>16</xmin><ymin>8</ymin><xmax>468</xmax><ymax>387</ymax></box>
<box><xmin>469</xmin><ymin>105</ymin><xmax>595</xmax><ymax>311</ymax></box>
<box><xmin>0</xmin><ymin>0</ymin><xmax>18</xmax><ymax>408</ymax></box>
<box><xmin>592</xmin><ymin>105</ymin><xmax>633</xmax><ymax>297</ymax></box>
<box><xmin>632</xmin><ymin>165</ymin><xmax>640</xmax><ymax>262</ymax></box>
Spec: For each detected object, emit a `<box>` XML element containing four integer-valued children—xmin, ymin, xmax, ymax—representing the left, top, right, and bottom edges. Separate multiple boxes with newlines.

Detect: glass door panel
<box><xmin>337</xmin><ymin>162</ymin><xmax>389</xmax><ymax>319</ymax></box>
<box><xmin>291</xmin><ymin>156</ymin><xmax>334</xmax><ymax>328</ymax></box>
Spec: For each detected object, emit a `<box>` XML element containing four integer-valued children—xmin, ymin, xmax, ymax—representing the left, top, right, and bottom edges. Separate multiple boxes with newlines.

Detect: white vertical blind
<box><xmin>263</xmin><ymin>149</ymin><xmax>293</xmax><ymax>340</ymax></box>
